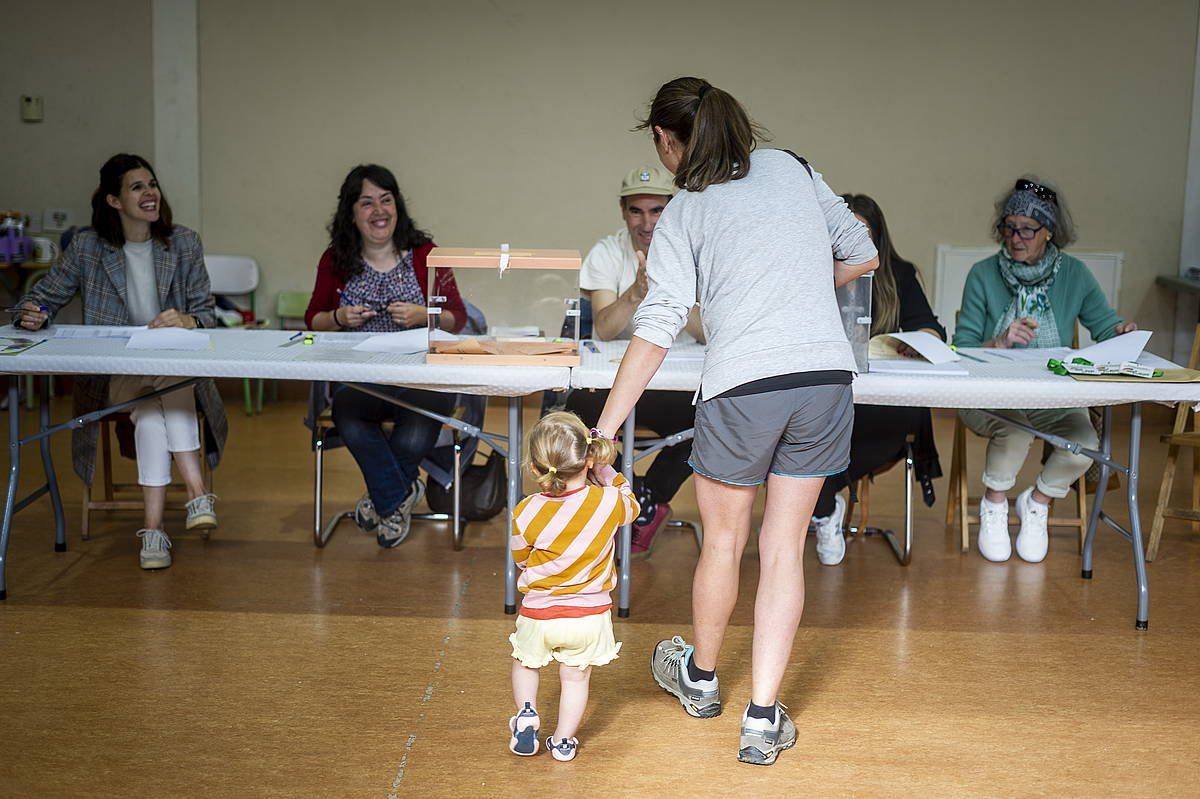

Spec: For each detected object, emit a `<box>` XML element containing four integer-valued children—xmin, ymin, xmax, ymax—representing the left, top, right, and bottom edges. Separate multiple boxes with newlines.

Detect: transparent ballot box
<box><xmin>425</xmin><ymin>246</ymin><xmax>582</xmax><ymax>366</ymax></box>
<box><xmin>835</xmin><ymin>272</ymin><xmax>873</xmax><ymax>373</ymax></box>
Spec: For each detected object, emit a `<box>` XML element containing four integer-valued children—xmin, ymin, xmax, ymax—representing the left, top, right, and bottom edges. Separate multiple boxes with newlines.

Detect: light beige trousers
<box><xmin>958</xmin><ymin>407</ymin><xmax>1097</xmax><ymax>499</ymax></box>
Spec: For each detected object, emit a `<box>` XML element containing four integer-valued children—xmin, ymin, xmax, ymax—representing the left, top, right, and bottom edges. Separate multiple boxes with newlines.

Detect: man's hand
<box><xmin>1113</xmin><ymin>321</ymin><xmax>1138</xmax><ymax>336</ymax></box>
<box><xmin>148</xmin><ymin>308</ymin><xmax>195</xmax><ymax>329</ymax></box>
<box><xmin>629</xmin><ymin>250</ymin><xmax>650</xmax><ymax>304</ymax></box>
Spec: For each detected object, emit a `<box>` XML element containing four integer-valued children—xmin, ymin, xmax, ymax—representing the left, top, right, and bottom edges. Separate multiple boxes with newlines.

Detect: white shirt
<box><xmin>579</xmin><ymin>227</ymin><xmax>640</xmax><ymax>340</ymax></box>
<box><xmin>122</xmin><ymin>239</ymin><xmax>160</xmax><ymax>326</ymax></box>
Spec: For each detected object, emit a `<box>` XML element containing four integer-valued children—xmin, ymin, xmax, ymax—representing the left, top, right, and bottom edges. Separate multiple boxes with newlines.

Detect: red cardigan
<box><xmin>304</xmin><ymin>241</ymin><xmax>467</xmax><ymax>332</ymax></box>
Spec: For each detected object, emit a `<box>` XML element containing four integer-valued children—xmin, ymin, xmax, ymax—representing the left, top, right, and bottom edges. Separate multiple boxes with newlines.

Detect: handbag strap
<box><xmin>782</xmin><ymin>149</ymin><xmax>813</xmax><ymax>179</ymax></box>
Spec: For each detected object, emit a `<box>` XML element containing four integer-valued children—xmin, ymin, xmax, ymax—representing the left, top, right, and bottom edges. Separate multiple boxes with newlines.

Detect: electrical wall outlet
<box><xmin>43</xmin><ymin>208</ymin><xmax>72</xmax><ymax>231</ymax></box>
<box><xmin>20</xmin><ymin>95</ymin><xmax>44</xmax><ymax>123</ymax></box>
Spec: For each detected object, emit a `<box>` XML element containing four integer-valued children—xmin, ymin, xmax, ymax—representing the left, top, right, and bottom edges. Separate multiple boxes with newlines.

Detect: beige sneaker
<box><xmin>185</xmin><ymin>493</ymin><xmax>218</xmax><ymax>532</ymax></box>
<box><xmin>137</xmin><ymin>528</ymin><xmax>173</xmax><ymax>570</ymax></box>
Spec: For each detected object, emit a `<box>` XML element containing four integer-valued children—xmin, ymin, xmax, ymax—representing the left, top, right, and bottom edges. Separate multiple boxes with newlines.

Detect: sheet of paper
<box><xmin>1073</xmin><ymin>330</ymin><xmax>1152</xmax><ymax>364</ymax></box>
<box><xmin>868</xmin><ymin>360</ymin><xmax>969</xmax><ymax>376</ymax></box>
<box><xmin>56</xmin><ymin>325</ymin><xmax>147</xmax><ymax>339</ymax></box>
<box><xmin>876</xmin><ymin>331</ymin><xmax>959</xmax><ymax>364</ymax></box>
<box><xmin>0</xmin><ymin>335</ymin><xmax>47</xmax><ymax>356</ymax></box>
<box><xmin>351</xmin><ymin>328</ymin><xmax>458</xmax><ymax>353</ymax></box>
<box><xmin>126</xmin><ymin>328</ymin><xmax>210</xmax><ymax>351</ymax></box>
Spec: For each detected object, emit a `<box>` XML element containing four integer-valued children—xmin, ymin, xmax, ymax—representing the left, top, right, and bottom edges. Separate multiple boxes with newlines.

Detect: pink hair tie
<box><xmin>589</xmin><ymin>427</ymin><xmax>615</xmax><ymax>442</ymax></box>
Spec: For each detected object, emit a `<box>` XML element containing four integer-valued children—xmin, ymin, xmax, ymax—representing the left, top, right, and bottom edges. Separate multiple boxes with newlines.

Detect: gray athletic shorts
<box><xmin>688</xmin><ymin>383</ymin><xmax>853</xmax><ymax>486</ymax></box>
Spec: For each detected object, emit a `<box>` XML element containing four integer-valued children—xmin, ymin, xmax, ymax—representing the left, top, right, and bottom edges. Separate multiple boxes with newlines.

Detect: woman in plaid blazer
<box><xmin>18</xmin><ymin>154</ymin><xmax>228</xmax><ymax>570</ymax></box>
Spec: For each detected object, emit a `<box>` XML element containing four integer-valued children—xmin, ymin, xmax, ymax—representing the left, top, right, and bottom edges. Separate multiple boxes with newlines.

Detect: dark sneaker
<box><xmin>546</xmin><ymin>736</ymin><xmax>578</xmax><ymax>762</ymax></box>
<box><xmin>376</xmin><ymin>479</ymin><xmax>425</xmax><ymax>548</ymax></box>
<box><xmin>631</xmin><ymin>502</ymin><xmax>671</xmax><ymax>558</ymax></box>
<box><xmin>738</xmin><ymin>702</ymin><xmax>797</xmax><ymax>765</ymax></box>
<box><xmin>137</xmin><ymin>528</ymin><xmax>173</xmax><ymax>570</ymax></box>
<box><xmin>508</xmin><ymin>702</ymin><xmax>540</xmax><ymax>756</ymax></box>
<box><xmin>650</xmin><ymin>635</ymin><xmax>721</xmax><ymax>718</ymax></box>
<box><xmin>353</xmin><ymin>493</ymin><xmax>379</xmax><ymax>532</ymax></box>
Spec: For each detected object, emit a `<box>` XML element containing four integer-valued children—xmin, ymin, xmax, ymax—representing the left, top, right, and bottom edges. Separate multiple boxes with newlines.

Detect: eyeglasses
<box><xmin>997</xmin><ymin>221</ymin><xmax>1044</xmax><ymax>240</ymax></box>
<box><xmin>1014</xmin><ymin>178</ymin><xmax>1057</xmax><ymax>205</ymax></box>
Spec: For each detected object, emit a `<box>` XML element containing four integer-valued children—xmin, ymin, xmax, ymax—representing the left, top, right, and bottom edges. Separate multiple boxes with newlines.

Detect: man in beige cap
<box><xmin>567</xmin><ymin>165</ymin><xmax>703</xmax><ymax>556</ymax></box>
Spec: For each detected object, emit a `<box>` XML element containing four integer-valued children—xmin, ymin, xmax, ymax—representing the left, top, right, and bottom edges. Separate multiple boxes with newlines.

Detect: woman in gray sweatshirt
<box><xmin>593</xmin><ymin>76</ymin><xmax>878</xmax><ymax>766</ymax></box>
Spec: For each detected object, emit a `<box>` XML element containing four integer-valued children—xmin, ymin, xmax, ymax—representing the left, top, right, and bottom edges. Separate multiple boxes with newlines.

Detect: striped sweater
<box><xmin>510</xmin><ymin>467</ymin><xmax>640</xmax><ymax>619</ymax></box>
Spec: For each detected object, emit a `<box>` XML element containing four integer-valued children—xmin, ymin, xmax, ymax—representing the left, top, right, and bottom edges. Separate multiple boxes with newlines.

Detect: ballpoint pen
<box><xmin>949</xmin><ymin>345</ymin><xmax>986</xmax><ymax>363</ymax></box>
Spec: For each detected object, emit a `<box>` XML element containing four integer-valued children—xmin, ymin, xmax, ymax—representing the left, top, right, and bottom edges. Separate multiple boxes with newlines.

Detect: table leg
<box><xmin>1126</xmin><ymin>403</ymin><xmax>1150</xmax><ymax>630</ymax></box>
<box><xmin>617</xmin><ymin>413</ymin><xmax>635</xmax><ymax>618</ymax></box>
<box><xmin>38</xmin><ymin>376</ymin><xmax>65</xmax><ymax>552</ymax></box>
<box><xmin>880</xmin><ymin>443</ymin><xmax>915</xmax><ymax>566</ymax></box>
<box><xmin>504</xmin><ymin>397</ymin><xmax>521</xmax><ymax>615</ymax></box>
<box><xmin>1</xmin><ymin>384</ymin><xmax>21</xmax><ymax>600</ymax></box>
<box><xmin>1082</xmin><ymin>407</ymin><xmax>1113</xmax><ymax>579</ymax></box>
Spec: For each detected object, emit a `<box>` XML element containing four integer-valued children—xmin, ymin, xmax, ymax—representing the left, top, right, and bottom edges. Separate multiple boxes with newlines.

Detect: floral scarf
<box><xmin>992</xmin><ymin>243</ymin><xmax>1063</xmax><ymax>349</ymax></box>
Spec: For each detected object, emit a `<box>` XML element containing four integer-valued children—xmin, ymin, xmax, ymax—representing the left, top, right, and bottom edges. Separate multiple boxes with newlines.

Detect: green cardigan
<box><xmin>951</xmin><ymin>252</ymin><xmax>1123</xmax><ymax>348</ymax></box>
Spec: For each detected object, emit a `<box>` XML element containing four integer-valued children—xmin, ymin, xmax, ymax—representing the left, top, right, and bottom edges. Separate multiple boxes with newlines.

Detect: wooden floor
<box><xmin>1</xmin><ymin>396</ymin><xmax>1199</xmax><ymax>798</ymax></box>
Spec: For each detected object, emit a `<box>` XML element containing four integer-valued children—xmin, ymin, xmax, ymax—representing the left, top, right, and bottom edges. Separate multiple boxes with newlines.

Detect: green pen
<box><xmin>949</xmin><ymin>345</ymin><xmax>985</xmax><ymax>363</ymax></box>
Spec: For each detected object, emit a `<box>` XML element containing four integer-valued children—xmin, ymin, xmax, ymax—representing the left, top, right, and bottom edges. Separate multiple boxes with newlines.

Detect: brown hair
<box><xmin>527</xmin><ymin>411</ymin><xmax>618</xmax><ymax>496</ymax></box>
<box><xmin>841</xmin><ymin>193</ymin><xmax>912</xmax><ymax>336</ymax></box>
<box><xmin>637</xmin><ymin>77</ymin><xmax>768</xmax><ymax>193</ymax></box>
<box><xmin>91</xmin><ymin>153</ymin><xmax>174</xmax><ymax>248</ymax></box>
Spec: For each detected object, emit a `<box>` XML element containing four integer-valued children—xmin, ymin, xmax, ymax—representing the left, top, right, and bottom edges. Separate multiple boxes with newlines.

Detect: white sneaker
<box><xmin>977</xmin><ymin>498</ymin><xmax>1012</xmax><ymax>562</ymax></box>
<box><xmin>184</xmin><ymin>493</ymin><xmax>218</xmax><ymax>531</ymax></box>
<box><xmin>813</xmin><ymin>494</ymin><xmax>846</xmax><ymax>566</ymax></box>
<box><xmin>1014</xmin><ymin>487</ymin><xmax>1050</xmax><ymax>562</ymax></box>
<box><xmin>137</xmin><ymin>528</ymin><xmax>172</xmax><ymax>570</ymax></box>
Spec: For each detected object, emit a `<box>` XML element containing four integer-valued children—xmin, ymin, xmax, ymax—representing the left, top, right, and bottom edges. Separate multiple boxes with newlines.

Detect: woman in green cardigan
<box><xmin>952</xmin><ymin>176</ymin><xmax>1135</xmax><ymax>564</ymax></box>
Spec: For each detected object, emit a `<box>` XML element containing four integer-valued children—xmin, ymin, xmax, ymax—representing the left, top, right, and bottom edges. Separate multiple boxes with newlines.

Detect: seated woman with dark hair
<box><xmin>17</xmin><ymin>153</ymin><xmax>226</xmax><ymax>571</ymax></box>
<box><xmin>305</xmin><ymin>164</ymin><xmax>467</xmax><ymax>548</ymax></box>
<box><xmin>809</xmin><ymin>193</ymin><xmax>945</xmax><ymax>566</ymax></box>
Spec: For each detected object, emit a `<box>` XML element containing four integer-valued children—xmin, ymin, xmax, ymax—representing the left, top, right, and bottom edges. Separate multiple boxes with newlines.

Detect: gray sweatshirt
<box><xmin>632</xmin><ymin>148</ymin><xmax>877</xmax><ymax>400</ymax></box>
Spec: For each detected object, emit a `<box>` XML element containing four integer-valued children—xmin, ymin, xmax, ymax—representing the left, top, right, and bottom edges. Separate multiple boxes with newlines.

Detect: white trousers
<box><xmin>108</xmin><ymin>375</ymin><xmax>201</xmax><ymax>487</ymax></box>
<box><xmin>958</xmin><ymin>407</ymin><xmax>1097</xmax><ymax>499</ymax></box>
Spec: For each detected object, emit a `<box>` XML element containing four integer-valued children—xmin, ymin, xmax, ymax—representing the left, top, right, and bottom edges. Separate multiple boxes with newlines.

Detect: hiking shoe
<box><xmin>631</xmin><ymin>502</ymin><xmax>670</xmax><ymax>558</ymax></box>
<box><xmin>813</xmin><ymin>494</ymin><xmax>846</xmax><ymax>565</ymax></box>
<box><xmin>738</xmin><ymin>702</ymin><xmax>797</xmax><ymax>765</ymax></box>
<box><xmin>546</xmin><ymin>736</ymin><xmax>578</xmax><ymax>762</ymax></box>
<box><xmin>376</xmin><ymin>479</ymin><xmax>425</xmax><ymax>548</ymax></box>
<box><xmin>977</xmin><ymin>497</ymin><xmax>1012</xmax><ymax>562</ymax></box>
<box><xmin>508</xmin><ymin>703</ymin><xmax>540</xmax><ymax>756</ymax></box>
<box><xmin>650</xmin><ymin>635</ymin><xmax>721</xmax><ymax>718</ymax></box>
<box><xmin>1014</xmin><ymin>487</ymin><xmax>1050</xmax><ymax>563</ymax></box>
<box><xmin>353</xmin><ymin>493</ymin><xmax>379</xmax><ymax>532</ymax></box>
<box><xmin>184</xmin><ymin>493</ymin><xmax>217</xmax><ymax>532</ymax></box>
<box><xmin>137</xmin><ymin>528</ymin><xmax>173</xmax><ymax>570</ymax></box>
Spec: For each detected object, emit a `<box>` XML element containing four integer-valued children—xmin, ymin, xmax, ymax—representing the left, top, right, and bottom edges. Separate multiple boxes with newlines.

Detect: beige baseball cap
<box><xmin>619</xmin><ymin>165</ymin><xmax>674</xmax><ymax>198</ymax></box>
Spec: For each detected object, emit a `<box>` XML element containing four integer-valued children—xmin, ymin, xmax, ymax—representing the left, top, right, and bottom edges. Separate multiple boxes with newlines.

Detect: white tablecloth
<box><xmin>571</xmin><ymin>339</ymin><xmax>1200</xmax><ymax>409</ymax></box>
<box><xmin>0</xmin><ymin>327</ymin><xmax>570</xmax><ymax>398</ymax></box>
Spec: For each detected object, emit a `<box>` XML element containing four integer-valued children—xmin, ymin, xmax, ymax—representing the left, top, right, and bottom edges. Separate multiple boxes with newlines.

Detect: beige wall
<box><xmin>2</xmin><ymin>1</ymin><xmax>153</xmax><ymax>236</ymax></box>
<box><xmin>8</xmin><ymin>1</ymin><xmax>1195</xmax><ymax>352</ymax></box>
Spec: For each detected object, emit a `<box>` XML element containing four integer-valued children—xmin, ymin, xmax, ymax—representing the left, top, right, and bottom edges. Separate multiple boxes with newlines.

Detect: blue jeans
<box><xmin>331</xmin><ymin>384</ymin><xmax>455</xmax><ymax>516</ymax></box>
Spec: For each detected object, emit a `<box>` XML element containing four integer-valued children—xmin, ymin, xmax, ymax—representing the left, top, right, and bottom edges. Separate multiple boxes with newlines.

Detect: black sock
<box><xmin>747</xmin><ymin>702</ymin><xmax>777</xmax><ymax>722</ymax></box>
<box><xmin>685</xmin><ymin>653</ymin><xmax>715</xmax><ymax>683</ymax></box>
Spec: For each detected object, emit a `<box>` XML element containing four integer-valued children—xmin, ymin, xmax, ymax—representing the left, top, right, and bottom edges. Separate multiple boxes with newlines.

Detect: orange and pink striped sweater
<box><xmin>510</xmin><ymin>466</ymin><xmax>640</xmax><ymax>619</ymax></box>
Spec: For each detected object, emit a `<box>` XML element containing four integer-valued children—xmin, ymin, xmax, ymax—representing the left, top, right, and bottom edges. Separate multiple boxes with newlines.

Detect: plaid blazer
<box><xmin>21</xmin><ymin>226</ymin><xmax>228</xmax><ymax>485</ymax></box>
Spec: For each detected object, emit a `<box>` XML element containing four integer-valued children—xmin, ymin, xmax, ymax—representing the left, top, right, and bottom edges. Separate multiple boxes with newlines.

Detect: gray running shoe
<box><xmin>376</xmin><ymin>479</ymin><xmax>425</xmax><ymax>548</ymax></box>
<box><xmin>184</xmin><ymin>493</ymin><xmax>217</xmax><ymax>532</ymax></box>
<box><xmin>738</xmin><ymin>702</ymin><xmax>797</xmax><ymax>765</ymax></box>
<box><xmin>649</xmin><ymin>635</ymin><xmax>721</xmax><ymax>718</ymax></box>
<box><xmin>137</xmin><ymin>528</ymin><xmax>173</xmax><ymax>570</ymax></box>
<box><xmin>353</xmin><ymin>493</ymin><xmax>379</xmax><ymax>531</ymax></box>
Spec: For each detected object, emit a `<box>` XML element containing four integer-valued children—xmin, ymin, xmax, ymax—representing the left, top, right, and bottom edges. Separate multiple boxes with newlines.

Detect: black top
<box><xmin>890</xmin><ymin>258</ymin><xmax>946</xmax><ymax>339</ymax></box>
<box><xmin>715</xmin><ymin>370</ymin><xmax>853</xmax><ymax>399</ymax></box>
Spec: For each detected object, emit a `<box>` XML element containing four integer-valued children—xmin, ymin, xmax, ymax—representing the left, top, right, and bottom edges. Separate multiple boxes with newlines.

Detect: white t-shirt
<box><xmin>579</xmin><ymin>227</ymin><xmax>640</xmax><ymax>339</ymax></box>
<box><xmin>122</xmin><ymin>239</ymin><xmax>160</xmax><ymax>326</ymax></box>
